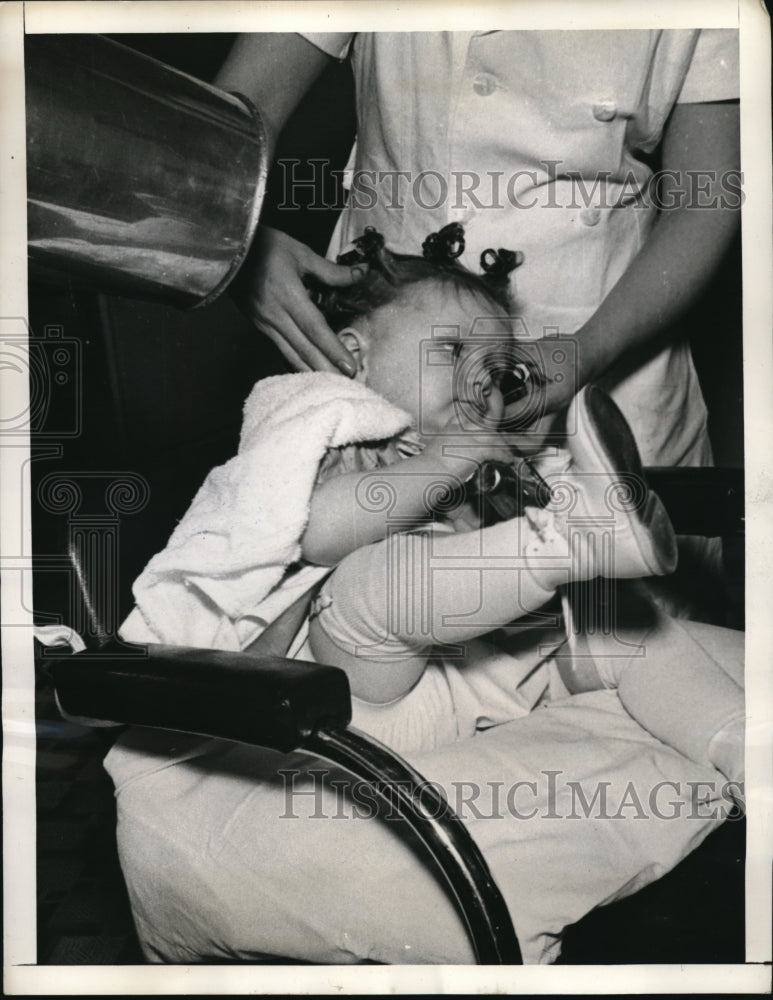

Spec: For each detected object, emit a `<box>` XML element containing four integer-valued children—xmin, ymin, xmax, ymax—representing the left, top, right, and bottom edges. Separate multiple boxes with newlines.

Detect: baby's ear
<box><xmin>336</xmin><ymin>327</ymin><xmax>368</xmax><ymax>379</ymax></box>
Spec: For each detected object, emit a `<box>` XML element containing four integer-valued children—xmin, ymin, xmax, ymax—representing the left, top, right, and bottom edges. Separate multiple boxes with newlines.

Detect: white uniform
<box><xmin>301</xmin><ymin>29</ymin><xmax>739</xmax><ymax>467</ymax></box>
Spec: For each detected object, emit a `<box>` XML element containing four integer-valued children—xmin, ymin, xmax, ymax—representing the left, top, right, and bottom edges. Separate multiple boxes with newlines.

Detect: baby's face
<box><xmin>362</xmin><ymin>286</ymin><xmax>511</xmax><ymax>438</ymax></box>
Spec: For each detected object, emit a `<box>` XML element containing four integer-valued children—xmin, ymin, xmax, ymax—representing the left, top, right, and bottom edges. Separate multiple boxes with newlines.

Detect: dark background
<box><xmin>28</xmin><ymin>32</ymin><xmax>745</xmax><ymax>966</ymax></box>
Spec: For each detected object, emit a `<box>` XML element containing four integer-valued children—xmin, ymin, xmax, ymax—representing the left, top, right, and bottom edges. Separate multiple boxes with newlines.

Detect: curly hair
<box><xmin>315</xmin><ymin>225</ymin><xmax>520</xmax><ymax>333</ymax></box>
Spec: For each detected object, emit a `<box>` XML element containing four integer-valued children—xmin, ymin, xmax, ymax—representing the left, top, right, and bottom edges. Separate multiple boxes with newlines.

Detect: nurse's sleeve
<box><xmin>299</xmin><ymin>32</ymin><xmax>355</xmax><ymax>61</ymax></box>
<box><xmin>677</xmin><ymin>28</ymin><xmax>739</xmax><ymax>103</ymax></box>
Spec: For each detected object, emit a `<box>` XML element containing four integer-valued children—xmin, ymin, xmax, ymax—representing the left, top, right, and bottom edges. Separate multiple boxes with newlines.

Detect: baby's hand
<box><xmin>424</xmin><ymin>412</ymin><xmax>517</xmax><ymax>483</ymax></box>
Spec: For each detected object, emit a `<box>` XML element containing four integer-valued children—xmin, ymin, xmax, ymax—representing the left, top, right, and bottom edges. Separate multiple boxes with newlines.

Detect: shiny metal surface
<box><xmin>26</xmin><ymin>35</ymin><xmax>268</xmax><ymax>308</ymax></box>
<box><xmin>305</xmin><ymin>725</ymin><xmax>523</xmax><ymax>965</ymax></box>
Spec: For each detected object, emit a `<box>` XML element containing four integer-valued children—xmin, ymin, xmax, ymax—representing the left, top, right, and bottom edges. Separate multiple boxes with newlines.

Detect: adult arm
<box><xmin>216</xmin><ymin>34</ymin><xmax>363</xmax><ymax>374</ymax></box>
<box><xmin>521</xmin><ymin>101</ymin><xmax>741</xmax><ymax>415</ymax></box>
<box><xmin>215</xmin><ymin>33</ymin><xmax>331</xmax><ymax>152</ymax></box>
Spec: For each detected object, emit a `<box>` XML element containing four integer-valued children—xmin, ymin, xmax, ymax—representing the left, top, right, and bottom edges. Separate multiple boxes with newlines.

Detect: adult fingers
<box><xmin>236</xmin><ymin>270</ymin><xmax>356</xmax><ymax>374</ymax></box>
<box><xmin>262</xmin><ymin>326</ymin><xmax>312</xmax><ymax>373</ymax></box>
<box><xmin>304</xmin><ymin>252</ymin><xmax>369</xmax><ymax>288</ymax></box>
<box><xmin>281</xmin><ymin>288</ymin><xmax>358</xmax><ymax>375</ymax></box>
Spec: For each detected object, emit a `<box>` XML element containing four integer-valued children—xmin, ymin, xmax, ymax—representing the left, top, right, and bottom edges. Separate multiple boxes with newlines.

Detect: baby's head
<box><xmin>318</xmin><ymin>226</ymin><xmax>522</xmax><ymax>435</ymax></box>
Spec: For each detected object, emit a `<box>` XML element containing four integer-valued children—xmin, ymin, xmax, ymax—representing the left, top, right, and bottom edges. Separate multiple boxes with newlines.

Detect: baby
<box><xmin>122</xmin><ymin>224</ymin><xmax>744</xmax><ymax>796</ymax></box>
<box><xmin>291</xmin><ymin>225</ymin><xmax>744</xmax><ymax>794</ymax></box>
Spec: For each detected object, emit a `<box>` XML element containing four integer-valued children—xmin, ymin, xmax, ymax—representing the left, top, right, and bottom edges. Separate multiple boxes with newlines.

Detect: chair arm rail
<box><xmin>49</xmin><ymin>642</ymin><xmax>522</xmax><ymax>964</ymax></box>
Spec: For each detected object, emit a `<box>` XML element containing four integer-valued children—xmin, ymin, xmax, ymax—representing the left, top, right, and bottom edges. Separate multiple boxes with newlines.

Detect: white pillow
<box><xmin>105</xmin><ymin>690</ymin><xmax>731</xmax><ymax>964</ymax></box>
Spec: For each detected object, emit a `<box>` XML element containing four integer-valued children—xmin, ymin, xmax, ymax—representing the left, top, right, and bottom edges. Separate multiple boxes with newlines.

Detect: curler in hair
<box><xmin>336</xmin><ymin>226</ymin><xmax>386</xmax><ymax>266</ymax></box>
<box><xmin>422</xmin><ymin>222</ymin><xmax>466</xmax><ymax>263</ymax></box>
<box><xmin>480</xmin><ymin>247</ymin><xmax>524</xmax><ymax>283</ymax></box>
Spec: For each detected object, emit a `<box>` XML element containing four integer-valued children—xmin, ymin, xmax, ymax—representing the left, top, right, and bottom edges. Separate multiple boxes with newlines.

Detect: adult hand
<box><xmin>500</xmin><ymin>335</ymin><xmax>587</xmax><ymax>455</ymax></box>
<box><xmin>231</xmin><ymin>226</ymin><xmax>367</xmax><ymax>375</ymax></box>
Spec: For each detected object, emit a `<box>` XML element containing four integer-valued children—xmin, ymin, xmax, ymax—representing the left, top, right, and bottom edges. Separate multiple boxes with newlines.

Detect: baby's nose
<box><xmin>485</xmin><ymin>382</ymin><xmax>505</xmax><ymax>423</ymax></box>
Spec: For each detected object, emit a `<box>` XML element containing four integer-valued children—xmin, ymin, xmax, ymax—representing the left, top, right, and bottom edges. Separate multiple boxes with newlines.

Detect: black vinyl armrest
<box><xmin>49</xmin><ymin>643</ymin><xmax>523</xmax><ymax>964</ymax></box>
<box><xmin>51</xmin><ymin>643</ymin><xmax>352</xmax><ymax>753</ymax></box>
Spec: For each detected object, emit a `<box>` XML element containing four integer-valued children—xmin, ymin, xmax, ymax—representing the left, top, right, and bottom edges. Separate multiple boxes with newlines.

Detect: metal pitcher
<box><xmin>26</xmin><ymin>34</ymin><xmax>268</xmax><ymax>308</ymax></box>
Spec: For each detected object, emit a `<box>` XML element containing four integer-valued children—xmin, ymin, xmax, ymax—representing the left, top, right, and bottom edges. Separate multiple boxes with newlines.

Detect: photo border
<box><xmin>3</xmin><ymin>1</ymin><xmax>771</xmax><ymax>994</ymax></box>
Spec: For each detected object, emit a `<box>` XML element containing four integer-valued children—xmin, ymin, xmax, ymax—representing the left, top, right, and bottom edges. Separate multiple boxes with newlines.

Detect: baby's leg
<box><xmin>310</xmin><ymin>407</ymin><xmax>680</xmax><ymax>707</ymax></box>
<box><xmin>309</xmin><ymin>516</ymin><xmax>569</xmax><ymax>705</ymax></box>
<box><xmin>310</xmin><ymin>521</ymin><xmax>567</xmax><ymax>752</ymax></box>
<box><xmin>562</xmin><ymin>582</ymin><xmax>745</xmax><ymax>785</ymax></box>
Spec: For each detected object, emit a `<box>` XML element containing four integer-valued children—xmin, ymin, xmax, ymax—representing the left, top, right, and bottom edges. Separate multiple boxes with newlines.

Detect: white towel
<box><xmin>121</xmin><ymin>372</ymin><xmax>413</xmax><ymax>651</ymax></box>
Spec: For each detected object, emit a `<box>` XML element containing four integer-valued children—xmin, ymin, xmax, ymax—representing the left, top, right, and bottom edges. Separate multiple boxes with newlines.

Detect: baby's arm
<box><xmin>308</xmin><ymin>515</ymin><xmax>554</xmax><ymax>703</ymax></box>
<box><xmin>301</xmin><ymin>430</ymin><xmax>516</xmax><ymax>566</ymax></box>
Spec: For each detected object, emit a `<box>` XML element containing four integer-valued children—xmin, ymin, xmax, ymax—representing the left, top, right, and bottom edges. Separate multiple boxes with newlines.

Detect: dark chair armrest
<box><xmin>50</xmin><ymin>642</ymin><xmax>352</xmax><ymax>753</ymax></box>
<box><xmin>48</xmin><ymin>641</ymin><xmax>522</xmax><ymax>963</ymax></box>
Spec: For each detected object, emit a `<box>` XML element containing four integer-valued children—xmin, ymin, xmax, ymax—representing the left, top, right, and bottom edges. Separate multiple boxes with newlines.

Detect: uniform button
<box><xmin>592</xmin><ymin>101</ymin><xmax>617</xmax><ymax>122</ymax></box>
<box><xmin>472</xmin><ymin>73</ymin><xmax>497</xmax><ymax>97</ymax></box>
<box><xmin>580</xmin><ymin>208</ymin><xmax>601</xmax><ymax>226</ymax></box>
